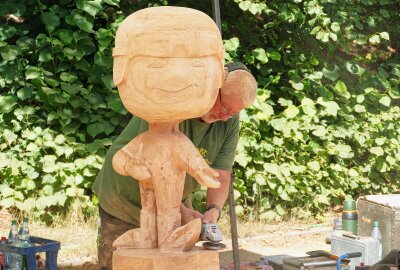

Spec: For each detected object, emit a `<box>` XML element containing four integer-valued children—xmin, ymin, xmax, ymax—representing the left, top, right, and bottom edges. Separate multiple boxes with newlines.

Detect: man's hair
<box><xmin>223</xmin><ymin>62</ymin><xmax>257</xmax><ymax>107</ymax></box>
<box><xmin>225</xmin><ymin>62</ymin><xmax>249</xmax><ymax>73</ymax></box>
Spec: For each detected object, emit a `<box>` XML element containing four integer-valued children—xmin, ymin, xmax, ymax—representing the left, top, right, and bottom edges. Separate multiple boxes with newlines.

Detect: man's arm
<box><xmin>203</xmin><ymin>168</ymin><xmax>231</xmax><ymax>224</ymax></box>
<box><xmin>180</xmin><ymin>203</ymin><xmax>204</xmax><ymax>225</ymax></box>
<box><xmin>180</xmin><ymin>169</ymin><xmax>231</xmax><ymax>225</ymax></box>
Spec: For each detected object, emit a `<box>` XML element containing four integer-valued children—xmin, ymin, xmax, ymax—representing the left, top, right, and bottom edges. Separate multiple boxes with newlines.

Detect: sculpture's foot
<box><xmin>159</xmin><ymin>218</ymin><xmax>201</xmax><ymax>252</ymax></box>
<box><xmin>113</xmin><ymin>228</ymin><xmax>157</xmax><ymax>249</ymax></box>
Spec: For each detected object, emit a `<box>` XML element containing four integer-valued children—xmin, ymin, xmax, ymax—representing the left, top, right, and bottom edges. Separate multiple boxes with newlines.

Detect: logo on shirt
<box><xmin>197</xmin><ymin>147</ymin><xmax>211</xmax><ymax>165</ymax></box>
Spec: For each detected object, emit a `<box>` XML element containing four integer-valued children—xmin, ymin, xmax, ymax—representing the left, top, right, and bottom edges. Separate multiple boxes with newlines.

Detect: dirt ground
<box><xmin>0</xmin><ymin>209</ymin><xmax>334</xmax><ymax>270</ymax></box>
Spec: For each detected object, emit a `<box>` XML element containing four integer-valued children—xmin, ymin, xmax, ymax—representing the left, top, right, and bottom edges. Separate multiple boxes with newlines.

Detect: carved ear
<box><xmin>113</xmin><ymin>56</ymin><xmax>129</xmax><ymax>86</ymax></box>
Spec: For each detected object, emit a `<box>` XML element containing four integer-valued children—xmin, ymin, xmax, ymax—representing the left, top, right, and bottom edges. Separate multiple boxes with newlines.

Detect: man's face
<box><xmin>119</xmin><ymin>56</ymin><xmax>221</xmax><ymax>122</ymax></box>
<box><xmin>200</xmin><ymin>90</ymin><xmax>244</xmax><ymax>123</ymax></box>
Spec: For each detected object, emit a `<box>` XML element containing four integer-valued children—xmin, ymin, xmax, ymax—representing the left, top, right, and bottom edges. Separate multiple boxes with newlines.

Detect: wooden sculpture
<box><xmin>111</xmin><ymin>6</ymin><xmax>224</xmax><ymax>270</ymax></box>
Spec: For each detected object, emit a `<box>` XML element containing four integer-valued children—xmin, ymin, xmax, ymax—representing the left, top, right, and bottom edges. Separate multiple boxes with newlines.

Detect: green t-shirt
<box><xmin>93</xmin><ymin>115</ymin><xmax>239</xmax><ymax>225</ymax></box>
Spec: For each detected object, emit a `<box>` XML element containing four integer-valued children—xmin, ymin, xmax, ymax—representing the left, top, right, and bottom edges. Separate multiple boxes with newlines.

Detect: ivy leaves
<box><xmin>1</xmin><ymin>0</ymin><xmax>399</xmax><ymax>222</ymax></box>
<box><xmin>230</xmin><ymin>0</ymin><xmax>400</xmax><ymax>220</ymax></box>
<box><xmin>0</xmin><ymin>96</ymin><xmax>18</xmax><ymax>114</ymax></box>
<box><xmin>0</xmin><ymin>0</ymin><xmax>124</xmax><ymax>221</ymax></box>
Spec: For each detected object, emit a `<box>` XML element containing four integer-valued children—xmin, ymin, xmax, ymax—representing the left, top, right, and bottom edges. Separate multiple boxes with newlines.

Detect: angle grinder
<box><xmin>199</xmin><ymin>223</ymin><xmax>226</xmax><ymax>250</ymax></box>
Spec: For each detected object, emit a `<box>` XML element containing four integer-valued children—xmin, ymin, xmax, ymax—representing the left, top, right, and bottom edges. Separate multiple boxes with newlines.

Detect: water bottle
<box><xmin>1</xmin><ymin>236</ymin><xmax>6</xmax><ymax>270</ymax></box>
<box><xmin>18</xmin><ymin>217</ymin><xmax>31</xmax><ymax>270</ymax></box>
<box><xmin>18</xmin><ymin>218</ymin><xmax>30</xmax><ymax>247</ymax></box>
<box><xmin>5</xmin><ymin>220</ymin><xmax>22</xmax><ymax>270</ymax></box>
<box><xmin>371</xmin><ymin>221</ymin><xmax>382</xmax><ymax>260</ymax></box>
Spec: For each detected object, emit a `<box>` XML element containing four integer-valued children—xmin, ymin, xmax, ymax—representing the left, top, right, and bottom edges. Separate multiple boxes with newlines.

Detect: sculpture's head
<box><xmin>113</xmin><ymin>6</ymin><xmax>224</xmax><ymax>123</ymax></box>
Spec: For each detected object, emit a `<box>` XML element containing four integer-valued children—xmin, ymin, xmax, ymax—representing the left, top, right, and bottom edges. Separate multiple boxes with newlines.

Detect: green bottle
<box><xmin>21</xmin><ymin>256</ymin><xmax>28</xmax><ymax>270</ymax></box>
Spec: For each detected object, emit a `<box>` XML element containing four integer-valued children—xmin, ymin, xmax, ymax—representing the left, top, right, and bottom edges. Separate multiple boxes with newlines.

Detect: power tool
<box><xmin>199</xmin><ymin>223</ymin><xmax>226</xmax><ymax>250</ymax></box>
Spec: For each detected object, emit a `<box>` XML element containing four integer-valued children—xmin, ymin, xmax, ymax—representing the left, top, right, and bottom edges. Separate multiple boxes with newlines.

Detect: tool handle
<box><xmin>347</xmin><ymin>252</ymin><xmax>362</xmax><ymax>258</ymax></box>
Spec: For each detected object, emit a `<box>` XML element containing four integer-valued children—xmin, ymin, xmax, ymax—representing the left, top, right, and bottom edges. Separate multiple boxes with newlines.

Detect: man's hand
<box><xmin>180</xmin><ymin>204</ymin><xmax>203</xmax><ymax>225</ymax></box>
<box><xmin>203</xmin><ymin>207</ymin><xmax>220</xmax><ymax>224</ymax></box>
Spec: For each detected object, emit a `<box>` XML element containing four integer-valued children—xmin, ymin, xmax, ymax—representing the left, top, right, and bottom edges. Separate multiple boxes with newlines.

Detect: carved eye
<box><xmin>148</xmin><ymin>62</ymin><xmax>164</xmax><ymax>68</ymax></box>
<box><xmin>191</xmin><ymin>61</ymin><xmax>204</xmax><ymax>68</ymax></box>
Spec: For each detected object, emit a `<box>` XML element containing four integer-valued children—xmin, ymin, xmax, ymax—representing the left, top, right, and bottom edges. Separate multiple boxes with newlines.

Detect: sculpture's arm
<box><xmin>112</xmin><ymin>144</ymin><xmax>152</xmax><ymax>181</ymax></box>
<box><xmin>175</xmin><ymin>139</ymin><xmax>220</xmax><ymax>189</ymax></box>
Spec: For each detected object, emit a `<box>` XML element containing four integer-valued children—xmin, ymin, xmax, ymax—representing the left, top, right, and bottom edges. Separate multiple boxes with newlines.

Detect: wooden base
<box><xmin>113</xmin><ymin>246</ymin><xmax>220</xmax><ymax>270</ymax></box>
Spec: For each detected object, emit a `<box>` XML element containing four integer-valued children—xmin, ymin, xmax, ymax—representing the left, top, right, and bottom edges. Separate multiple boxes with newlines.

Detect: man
<box><xmin>93</xmin><ymin>62</ymin><xmax>257</xmax><ymax>269</ymax></box>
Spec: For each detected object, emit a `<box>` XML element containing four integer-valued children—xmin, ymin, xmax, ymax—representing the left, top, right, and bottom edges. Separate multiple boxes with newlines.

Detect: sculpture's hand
<box><xmin>195</xmin><ymin>166</ymin><xmax>220</xmax><ymax>188</ymax></box>
<box><xmin>180</xmin><ymin>204</ymin><xmax>204</xmax><ymax>225</ymax></box>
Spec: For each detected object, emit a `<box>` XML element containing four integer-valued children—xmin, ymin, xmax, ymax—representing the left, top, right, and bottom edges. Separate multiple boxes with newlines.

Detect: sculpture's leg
<box><xmin>156</xmin><ymin>206</ymin><xmax>181</xmax><ymax>246</ymax></box>
<box><xmin>113</xmin><ymin>182</ymin><xmax>157</xmax><ymax>249</ymax></box>
<box><xmin>154</xmin><ymin>173</ymin><xmax>201</xmax><ymax>251</ymax></box>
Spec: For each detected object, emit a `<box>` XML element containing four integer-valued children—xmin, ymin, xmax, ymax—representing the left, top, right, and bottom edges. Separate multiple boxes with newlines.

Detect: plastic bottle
<box><xmin>371</xmin><ymin>221</ymin><xmax>382</xmax><ymax>260</ymax></box>
<box><xmin>326</xmin><ymin>217</ymin><xmax>343</xmax><ymax>244</ymax></box>
<box><xmin>5</xmin><ymin>220</ymin><xmax>21</xmax><ymax>270</ymax></box>
<box><xmin>1</xmin><ymin>236</ymin><xmax>6</xmax><ymax>270</ymax></box>
<box><xmin>18</xmin><ymin>217</ymin><xmax>31</xmax><ymax>270</ymax></box>
<box><xmin>18</xmin><ymin>218</ymin><xmax>30</xmax><ymax>247</ymax></box>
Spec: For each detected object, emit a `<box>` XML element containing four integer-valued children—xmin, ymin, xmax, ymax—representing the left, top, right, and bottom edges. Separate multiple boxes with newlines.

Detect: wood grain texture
<box><xmin>111</xmin><ymin>5</ymin><xmax>224</xmax><ymax>257</ymax></box>
<box><xmin>112</xmin><ymin>6</ymin><xmax>224</xmax><ymax>123</ymax></box>
<box><xmin>113</xmin><ymin>247</ymin><xmax>220</xmax><ymax>270</ymax></box>
<box><xmin>112</xmin><ymin>124</ymin><xmax>220</xmax><ymax>250</ymax></box>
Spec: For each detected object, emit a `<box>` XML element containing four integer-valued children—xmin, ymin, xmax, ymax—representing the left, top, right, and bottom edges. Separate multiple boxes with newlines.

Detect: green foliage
<box><xmin>0</xmin><ymin>0</ymin><xmax>128</xmax><ymax>221</ymax></box>
<box><xmin>229</xmin><ymin>0</ymin><xmax>400</xmax><ymax>220</ymax></box>
<box><xmin>1</xmin><ymin>0</ymin><xmax>400</xmax><ymax>221</ymax></box>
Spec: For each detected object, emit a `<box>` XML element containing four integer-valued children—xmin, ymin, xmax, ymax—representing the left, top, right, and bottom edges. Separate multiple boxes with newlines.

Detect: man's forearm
<box><xmin>204</xmin><ymin>169</ymin><xmax>231</xmax><ymax>223</ymax></box>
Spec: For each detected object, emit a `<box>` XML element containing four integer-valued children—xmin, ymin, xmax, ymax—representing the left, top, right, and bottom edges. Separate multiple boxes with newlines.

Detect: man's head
<box><xmin>201</xmin><ymin>62</ymin><xmax>257</xmax><ymax>123</ymax></box>
<box><xmin>113</xmin><ymin>6</ymin><xmax>224</xmax><ymax>123</ymax></box>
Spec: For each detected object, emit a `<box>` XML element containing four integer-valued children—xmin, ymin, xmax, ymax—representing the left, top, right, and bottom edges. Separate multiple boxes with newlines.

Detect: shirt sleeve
<box><xmin>211</xmin><ymin>115</ymin><xmax>240</xmax><ymax>171</ymax></box>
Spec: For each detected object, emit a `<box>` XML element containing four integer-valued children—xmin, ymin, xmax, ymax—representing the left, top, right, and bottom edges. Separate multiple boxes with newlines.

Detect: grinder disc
<box><xmin>202</xmin><ymin>241</ymin><xmax>226</xmax><ymax>250</ymax></box>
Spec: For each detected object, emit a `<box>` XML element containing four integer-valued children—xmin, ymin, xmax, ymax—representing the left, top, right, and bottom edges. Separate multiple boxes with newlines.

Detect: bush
<box><xmin>1</xmin><ymin>0</ymin><xmax>399</xmax><ymax>221</ymax></box>
<box><xmin>0</xmin><ymin>0</ymin><xmax>128</xmax><ymax>221</ymax></box>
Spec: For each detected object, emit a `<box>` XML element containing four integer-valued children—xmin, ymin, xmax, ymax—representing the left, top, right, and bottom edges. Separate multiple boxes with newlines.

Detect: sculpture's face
<box><xmin>119</xmin><ymin>54</ymin><xmax>221</xmax><ymax>122</ymax></box>
<box><xmin>113</xmin><ymin>7</ymin><xmax>224</xmax><ymax>122</ymax></box>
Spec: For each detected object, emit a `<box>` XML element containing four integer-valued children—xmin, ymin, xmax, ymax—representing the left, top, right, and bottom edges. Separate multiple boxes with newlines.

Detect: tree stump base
<box><xmin>113</xmin><ymin>246</ymin><xmax>220</xmax><ymax>270</ymax></box>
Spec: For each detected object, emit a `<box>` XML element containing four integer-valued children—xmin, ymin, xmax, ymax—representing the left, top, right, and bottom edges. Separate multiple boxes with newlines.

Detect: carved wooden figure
<box><xmin>111</xmin><ymin>6</ymin><xmax>224</xmax><ymax>264</ymax></box>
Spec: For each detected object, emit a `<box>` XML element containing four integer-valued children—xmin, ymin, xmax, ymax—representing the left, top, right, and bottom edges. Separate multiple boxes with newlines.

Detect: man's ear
<box><xmin>223</xmin><ymin>67</ymin><xmax>229</xmax><ymax>81</ymax></box>
<box><xmin>113</xmin><ymin>56</ymin><xmax>129</xmax><ymax>86</ymax></box>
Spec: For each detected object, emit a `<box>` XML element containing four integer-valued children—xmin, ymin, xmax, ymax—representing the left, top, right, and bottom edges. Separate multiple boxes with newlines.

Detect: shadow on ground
<box><xmin>219</xmin><ymin>248</ymin><xmax>264</xmax><ymax>263</ymax></box>
<box><xmin>59</xmin><ymin>262</ymin><xmax>98</xmax><ymax>270</ymax></box>
<box><xmin>58</xmin><ymin>249</ymin><xmax>266</xmax><ymax>270</ymax></box>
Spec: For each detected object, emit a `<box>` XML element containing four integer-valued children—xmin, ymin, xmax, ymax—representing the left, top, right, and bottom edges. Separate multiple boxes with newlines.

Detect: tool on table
<box><xmin>337</xmin><ymin>252</ymin><xmax>362</xmax><ymax>270</ymax></box>
<box><xmin>306</xmin><ymin>250</ymin><xmax>361</xmax><ymax>270</ymax></box>
<box><xmin>200</xmin><ymin>223</ymin><xmax>226</xmax><ymax>250</ymax></box>
<box><xmin>307</xmin><ymin>250</ymin><xmax>340</xmax><ymax>259</ymax></box>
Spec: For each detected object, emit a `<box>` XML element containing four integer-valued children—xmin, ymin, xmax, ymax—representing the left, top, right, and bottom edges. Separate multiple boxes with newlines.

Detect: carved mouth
<box><xmin>154</xmin><ymin>84</ymin><xmax>193</xmax><ymax>93</ymax></box>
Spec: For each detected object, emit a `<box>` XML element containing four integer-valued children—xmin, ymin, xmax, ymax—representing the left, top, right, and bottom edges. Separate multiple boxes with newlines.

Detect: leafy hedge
<box><xmin>0</xmin><ymin>0</ymin><xmax>129</xmax><ymax>221</ymax></box>
<box><xmin>0</xmin><ymin>0</ymin><xmax>399</xmax><ymax>221</ymax></box>
<box><xmin>229</xmin><ymin>0</ymin><xmax>400</xmax><ymax>220</ymax></box>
